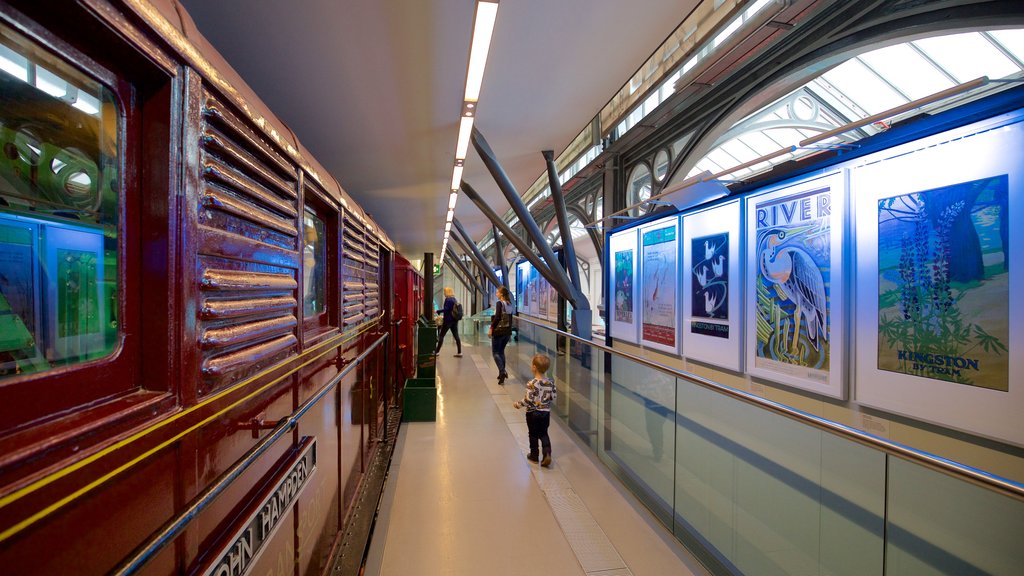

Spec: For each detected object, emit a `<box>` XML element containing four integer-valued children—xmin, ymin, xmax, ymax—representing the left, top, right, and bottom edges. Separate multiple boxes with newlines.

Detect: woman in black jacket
<box><xmin>489</xmin><ymin>286</ymin><xmax>513</xmax><ymax>383</ymax></box>
<box><xmin>434</xmin><ymin>286</ymin><xmax>462</xmax><ymax>357</ymax></box>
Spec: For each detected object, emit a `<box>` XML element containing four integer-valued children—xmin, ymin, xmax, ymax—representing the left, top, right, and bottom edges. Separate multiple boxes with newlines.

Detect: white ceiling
<box><xmin>177</xmin><ymin>0</ymin><xmax>694</xmax><ymax>260</ymax></box>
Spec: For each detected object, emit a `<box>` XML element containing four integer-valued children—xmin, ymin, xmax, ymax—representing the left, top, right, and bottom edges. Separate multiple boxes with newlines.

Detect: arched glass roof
<box><xmin>686</xmin><ymin>30</ymin><xmax>1024</xmax><ymax>182</ymax></box>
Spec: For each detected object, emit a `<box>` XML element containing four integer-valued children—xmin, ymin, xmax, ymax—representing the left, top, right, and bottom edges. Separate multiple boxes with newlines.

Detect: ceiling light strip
<box><xmin>441</xmin><ymin>0</ymin><xmax>499</xmax><ymax>264</ymax></box>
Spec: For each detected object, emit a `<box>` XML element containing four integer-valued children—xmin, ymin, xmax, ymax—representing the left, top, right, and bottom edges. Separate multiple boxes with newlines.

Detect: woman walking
<box><xmin>489</xmin><ymin>286</ymin><xmax>514</xmax><ymax>383</ymax></box>
<box><xmin>434</xmin><ymin>287</ymin><xmax>462</xmax><ymax>357</ymax></box>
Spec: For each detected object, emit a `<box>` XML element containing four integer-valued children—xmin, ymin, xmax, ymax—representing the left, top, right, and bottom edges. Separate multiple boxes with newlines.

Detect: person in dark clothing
<box><xmin>434</xmin><ymin>286</ymin><xmax>462</xmax><ymax>357</ymax></box>
<box><xmin>489</xmin><ymin>286</ymin><xmax>513</xmax><ymax>383</ymax></box>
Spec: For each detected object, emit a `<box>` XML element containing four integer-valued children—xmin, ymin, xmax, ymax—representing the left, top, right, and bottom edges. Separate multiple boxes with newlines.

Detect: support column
<box><xmin>544</xmin><ymin>150</ymin><xmax>591</xmax><ymax>339</ymax></box>
<box><xmin>492</xmin><ymin>225</ymin><xmax>509</xmax><ymax>290</ymax></box>
<box><xmin>445</xmin><ymin>247</ymin><xmax>486</xmax><ymax>296</ymax></box>
<box><xmin>471</xmin><ymin>127</ymin><xmax>581</xmax><ymax>308</ymax></box>
<box><xmin>452</xmin><ymin>217</ymin><xmax>501</xmax><ymax>288</ymax></box>
<box><xmin>423</xmin><ymin>252</ymin><xmax>434</xmax><ymax>320</ymax></box>
<box><xmin>461</xmin><ymin>181</ymin><xmax>570</xmax><ymax>306</ymax></box>
<box><xmin>543</xmin><ymin>150</ymin><xmax>582</xmax><ymax>293</ymax></box>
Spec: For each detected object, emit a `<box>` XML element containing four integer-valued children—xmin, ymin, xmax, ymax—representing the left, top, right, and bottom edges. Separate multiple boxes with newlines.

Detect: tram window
<box><xmin>302</xmin><ymin>207</ymin><xmax>327</xmax><ymax>319</ymax></box>
<box><xmin>0</xmin><ymin>22</ymin><xmax>119</xmax><ymax>380</ymax></box>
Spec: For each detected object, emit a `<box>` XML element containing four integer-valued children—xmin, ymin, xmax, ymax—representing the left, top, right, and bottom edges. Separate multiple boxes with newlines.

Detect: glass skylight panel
<box><xmin>644</xmin><ymin>92</ymin><xmax>660</xmax><ymax>115</ymax></box>
<box><xmin>719</xmin><ymin>138</ymin><xmax>760</xmax><ymax>163</ymax></box>
<box><xmin>763</xmin><ymin>127</ymin><xmax>806</xmax><ymax>148</ymax></box>
<box><xmin>913</xmin><ymin>33</ymin><xmax>1018</xmax><ymax>83</ymax></box>
<box><xmin>741</xmin><ymin>131</ymin><xmax>786</xmax><ymax>156</ymax></box>
<box><xmin>858</xmin><ymin>44</ymin><xmax>953</xmax><ymax>100</ymax></box>
<box><xmin>988</xmin><ymin>30</ymin><xmax>1024</xmax><ymax>64</ymax></box>
<box><xmin>822</xmin><ymin>59</ymin><xmax>907</xmax><ymax>114</ymax></box>
<box><xmin>745</xmin><ymin>0</ymin><xmax>773</xmax><ymax>19</ymax></box>
<box><xmin>712</xmin><ymin>17</ymin><xmax>742</xmax><ymax>49</ymax></box>
<box><xmin>707</xmin><ymin>148</ymin><xmax>740</xmax><ymax>171</ymax></box>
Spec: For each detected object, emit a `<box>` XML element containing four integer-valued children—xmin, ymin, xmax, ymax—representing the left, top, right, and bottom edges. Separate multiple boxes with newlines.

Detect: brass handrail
<box><xmin>515</xmin><ymin>316</ymin><xmax>1024</xmax><ymax>502</ymax></box>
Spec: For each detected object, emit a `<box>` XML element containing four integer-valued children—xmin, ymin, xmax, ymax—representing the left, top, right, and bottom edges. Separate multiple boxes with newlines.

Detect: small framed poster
<box><xmin>852</xmin><ymin>114</ymin><xmax>1024</xmax><ymax>446</ymax></box>
<box><xmin>639</xmin><ymin>218</ymin><xmax>680</xmax><ymax>354</ymax></box>
<box><xmin>609</xmin><ymin>228</ymin><xmax>639</xmax><ymax>344</ymax></box>
<box><xmin>682</xmin><ymin>199</ymin><xmax>742</xmax><ymax>371</ymax></box>
<box><xmin>746</xmin><ymin>170</ymin><xmax>846</xmax><ymax>399</ymax></box>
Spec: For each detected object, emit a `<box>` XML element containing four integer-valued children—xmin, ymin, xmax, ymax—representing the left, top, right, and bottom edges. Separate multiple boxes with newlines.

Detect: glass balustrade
<box><xmin>510</xmin><ymin>317</ymin><xmax>1024</xmax><ymax>576</ymax></box>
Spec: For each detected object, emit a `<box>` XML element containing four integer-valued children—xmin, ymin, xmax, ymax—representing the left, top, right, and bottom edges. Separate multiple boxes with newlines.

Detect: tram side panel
<box><xmin>0</xmin><ymin>1</ymin><xmax>401</xmax><ymax>573</ymax></box>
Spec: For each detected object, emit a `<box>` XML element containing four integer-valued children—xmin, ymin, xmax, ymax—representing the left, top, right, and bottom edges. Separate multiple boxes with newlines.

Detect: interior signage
<box><xmin>204</xmin><ymin>438</ymin><xmax>317</xmax><ymax>576</ymax></box>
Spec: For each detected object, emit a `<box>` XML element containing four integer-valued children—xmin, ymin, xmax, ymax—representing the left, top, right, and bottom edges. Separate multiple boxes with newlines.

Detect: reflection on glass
<box><xmin>629</xmin><ymin>163</ymin><xmax>652</xmax><ymax>216</ymax></box>
<box><xmin>303</xmin><ymin>208</ymin><xmax>326</xmax><ymax>318</ymax></box>
<box><xmin>654</xmin><ymin>149</ymin><xmax>670</xmax><ymax>182</ymax></box>
<box><xmin>0</xmin><ymin>22</ymin><xmax>119</xmax><ymax>379</ymax></box>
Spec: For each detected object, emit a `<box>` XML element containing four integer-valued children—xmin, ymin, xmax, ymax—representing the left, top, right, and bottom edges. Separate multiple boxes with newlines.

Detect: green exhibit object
<box><xmin>402</xmin><ymin>378</ymin><xmax>436</xmax><ymax>422</ymax></box>
<box><xmin>415</xmin><ymin>316</ymin><xmax>438</xmax><ymax>379</ymax></box>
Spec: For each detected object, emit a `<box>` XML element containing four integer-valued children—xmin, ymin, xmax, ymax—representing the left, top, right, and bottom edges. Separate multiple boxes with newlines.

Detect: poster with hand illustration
<box><xmin>640</xmin><ymin>220</ymin><xmax>678</xmax><ymax>354</ymax></box>
<box><xmin>746</xmin><ymin>171</ymin><xmax>845</xmax><ymax>399</ymax></box>
<box><xmin>683</xmin><ymin>200</ymin><xmax>742</xmax><ymax>371</ymax></box>
<box><xmin>609</xmin><ymin>228</ymin><xmax>639</xmax><ymax>344</ymax></box>
<box><xmin>854</xmin><ymin>115</ymin><xmax>1023</xmax><ymax>446</ymax></box>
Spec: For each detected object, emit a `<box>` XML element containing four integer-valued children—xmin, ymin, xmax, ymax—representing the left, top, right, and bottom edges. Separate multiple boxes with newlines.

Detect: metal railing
<box><xmin>516</xmin><ymin>315</ymin><xmax>1024</xmax><ymax>500</ymax></box>
<box><xmin>113</xmin><ymin>332</ymin><xmax>389</xmax><ymax>576</ymax></box>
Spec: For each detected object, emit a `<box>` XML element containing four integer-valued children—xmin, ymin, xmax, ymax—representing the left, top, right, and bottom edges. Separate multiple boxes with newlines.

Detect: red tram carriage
<box><xmin>0</xmin><ymin>1</ymin><xmax>422</xmax><ymax>573</ymax></box>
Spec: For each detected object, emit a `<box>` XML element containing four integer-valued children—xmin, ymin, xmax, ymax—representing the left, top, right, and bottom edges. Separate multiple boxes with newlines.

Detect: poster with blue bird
<box><xmin>691</xmin><ymin>232</ymin><xmax>728</xmax><ymax>324</ymax></box>
<box><xmin>747</xmin><ymin>171</ymin><xmax>844</xmax><ymax>398</ymax></box>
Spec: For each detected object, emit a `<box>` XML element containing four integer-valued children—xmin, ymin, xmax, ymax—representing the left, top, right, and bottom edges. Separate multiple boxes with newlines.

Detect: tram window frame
<box><xmin>0</xmin><ymin>7</ymin><xmax>175</xmax><ymax>443</ymax></box>
<box><xmin>300</xmin><ymin>189</ymin><xmax>338</xmax><ymax>342</ymax></box>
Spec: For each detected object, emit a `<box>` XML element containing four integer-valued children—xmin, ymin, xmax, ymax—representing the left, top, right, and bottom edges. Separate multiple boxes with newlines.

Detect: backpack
<box><xmin>451</xmin><ymin>301</ymin><xmax>464</xmax><ymax>321</ymax></box>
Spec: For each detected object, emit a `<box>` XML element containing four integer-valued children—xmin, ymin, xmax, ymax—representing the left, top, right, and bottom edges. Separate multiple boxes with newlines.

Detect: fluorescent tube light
<box><xmin>449</xmin><ymin>192</ymin><xmax>459</xmax><ymax>210</ymax></box>
<box><xmin>464</xmin><ymin>2</ymin><xmax>498</xmax><ymax>101</ymax></box>
<box><xmin>451</xmin><ymin>165</ymin><xmax>464</xmax><ymax>190</ymax></box>
<box><xmin>455</xmin><ymin>116</ymin><xmax>474</xmax><ymax>160</ymax></box>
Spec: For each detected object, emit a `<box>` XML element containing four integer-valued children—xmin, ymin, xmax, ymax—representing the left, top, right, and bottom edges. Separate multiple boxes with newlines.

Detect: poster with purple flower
<box><xmin>854</xmin><ymin>115</ymin><xmax>1023</xmax><ymax>446</ymax></box>
<box><xmin>877</xmin><ymin>176</ymin><xmax>1009</xmax><ymax>390</ymax></box>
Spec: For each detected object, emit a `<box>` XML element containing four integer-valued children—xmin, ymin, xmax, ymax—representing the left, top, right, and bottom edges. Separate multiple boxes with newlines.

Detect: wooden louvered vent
<box><xmin>341</xmin><ymin>211</ymin><xmax>366</xmax><ymax>329</ymax></box>
<box><xmin>363</xmin><ymin>225</ymin><xmax>381</xmax><ymax>320</ymax></box>
<box><xmin>196</xmin><ymin>93</ymin><xmax>299</xmax><ymax>392</ymax></box>
<box><xmin>342</xmin><ymin>212</ymin><xmax>382</xmax><ymax>330</ymax></box>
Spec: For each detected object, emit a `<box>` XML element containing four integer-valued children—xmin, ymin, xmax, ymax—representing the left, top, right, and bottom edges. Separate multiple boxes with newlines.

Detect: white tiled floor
<box><xmin>364</xmin><ymin>339</ymin><xmax>709</xmax><ymax>576</ymax></box>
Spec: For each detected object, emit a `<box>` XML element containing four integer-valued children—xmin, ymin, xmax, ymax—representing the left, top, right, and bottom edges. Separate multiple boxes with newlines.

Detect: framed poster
<box><xmin>547</xmin><ymin>275</ymin><xmax>558</xmax><ymax>323</ymax></box>
<box><xmin>640</xmin><ymin>218</ymin><xmax>679</xmax><ymax>354</ymax></box>
<box><xmin>538</xmin><ymin>270</ymin><xmax>549</xmax><ymax>318</ymax></box>
<box><xmin>746</xmin><ymin>171</ymin><xmax>846</xmax><ymax>399</ymax></box>
<box><xmin>682</xmin><ymin>200</ymin><xmax>742</xmax><ymax>371</ymax></box>
<box><xmin>528</xmin><ymin>263</ymin><xmax>539</xmax><ymax>317</ymax></box>
<box><xmin>516</xmin><ymin>260</ymin><xmax>528</xmax><ymax>311</ymax></box>
<box><xmin>609</xmin><ymin>228</ymin><xmax>639</xmax><ymax>344</ymax></box>
<box><xmin>853</xmin><ymin>114</ymin><xmax>1024</xmax><ymax>446</ymax></box>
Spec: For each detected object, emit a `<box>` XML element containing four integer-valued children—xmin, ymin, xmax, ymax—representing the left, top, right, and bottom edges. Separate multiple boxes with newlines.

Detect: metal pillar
<box><xmin>461</xmin><ymin>181</ymin><xmax>572</xmax><ymax>306</ymax></box>
<box><xmin>492</xmin><ymin>225</ymin><xmax>509</xmax><ymax>290</ymax></box>
<box><xmin>452</xmin><ymin>218</ymin><xmax>501</xmax><ymax>288</ymax></box>
<box><xmin>445</xmin><ymin>247</ymin><xmax>486</xmax><ymax>296</ymax></box>
<box><xmin>543</xmin><ymin>150</ymin><xmax>582</xmax><ymax>295</ymax></box>
<box><xmin>443</xmin><ymin>260</ymin><xmax>474</xmax><ymax>295</ymax></box>
<box><xmin>449</xmin><ymin>232</ymin><xmax>493</xmax><ymax>308</ymax></box>
<box><xmin>423</xmin><ymin>252</ymin><xmax>434</xmax><ymax>320</ymax></box>
<box><xmin>543</xmin><ymin>149</ymin><xmax>592</xmax><ymax>339</ymax></box>
<box><xmin>470</xmin><ymin>127</ymin><xmax>581</xmax><ymax>308</ymax></box>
